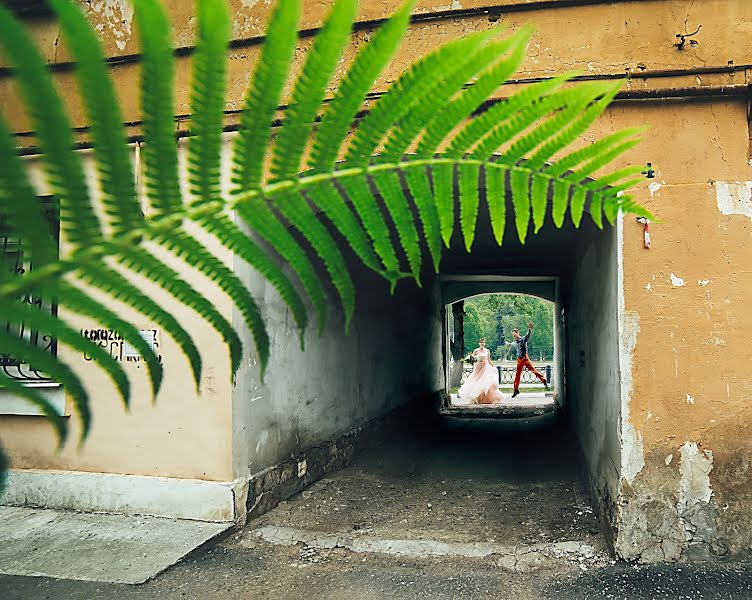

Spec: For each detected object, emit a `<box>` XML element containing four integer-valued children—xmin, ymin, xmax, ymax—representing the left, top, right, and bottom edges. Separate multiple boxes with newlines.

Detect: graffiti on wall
<box><xmin>81</xmin><ymin>328</ymin><xmax>162</xmax><ymax>364</ymax></box>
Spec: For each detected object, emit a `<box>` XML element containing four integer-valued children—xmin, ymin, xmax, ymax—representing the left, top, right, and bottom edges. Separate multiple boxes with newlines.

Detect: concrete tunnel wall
<box><xmin>231</xmin><ymin>251</ymin><xmax>445</xmax><ymax>480</ymax></box>
<box><xmin>563</xmin><ymin>221</ymin><xmax>622</xmax><ymax>544</ymax></box>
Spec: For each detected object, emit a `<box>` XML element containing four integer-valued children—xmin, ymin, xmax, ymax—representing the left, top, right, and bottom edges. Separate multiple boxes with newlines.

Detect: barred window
<box><xmin>1</xmin><ymin>196</ymin><xmax>59</xmax><ymax>386</ymax></box>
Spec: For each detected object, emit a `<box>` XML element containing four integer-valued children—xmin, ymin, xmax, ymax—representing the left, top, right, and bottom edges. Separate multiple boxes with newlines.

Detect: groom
<box><xmin>509</xmin><ymin>322</ymin><xmax>549</xmax><ymax>398</ymax></box>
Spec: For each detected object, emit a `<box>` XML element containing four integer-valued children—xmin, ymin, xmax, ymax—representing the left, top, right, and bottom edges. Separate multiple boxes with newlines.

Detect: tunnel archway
<box><xmin>242</xmin><ymin>159</ymin><xmax>626</xmax><ymax>550</ymax></box>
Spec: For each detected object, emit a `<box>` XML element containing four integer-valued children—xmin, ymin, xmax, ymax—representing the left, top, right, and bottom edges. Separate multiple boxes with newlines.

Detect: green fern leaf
<box><xmin>271</xmin><ymin>0</ymin><xmax>357</xmax><ymax>182</ymax></box>
<box><xmin>232</xmin><ymin>0</ymin><xmax>300</xmax><ymax>190</ymax></box>
<box><xmin>416</xmin><ymin>27</ymin><xmax>532</xmax><ymax>157</ymax></box>
<box><xmin>525</xmin><ymin>81</ymin><xmax>623</xmax><ymax>171</ymax></box>
<box><xmin>195</xmin><ymin>212</ymin><xmax>309</xmax><ymax>344</ymax></box>
<box><xmin>309</xmin><ymin>0</ymin><xmax>415</xmax><ymax>172</ymax></box>
<box><xmin>114</xmin><ymin>245</ymin><xmax>242</xmax><ymax>375</ymax></box>
<box><xmin>432</xmin><ymin>162</ymin><xmax>455</xmax><ymax>247</ymax></box>
<box><xmin>0</xmin><ymin>4</ymin><xmax>97</xmax><ymax>248</ymax></box>
<box><xmin>372</xmin><ymin>170</ymin><xmax>422</xmax><ymax>283</ymax></box>
<box><xmin>0</xmin><ymin>330</ymin><xmax>90</xmax><ymax>438</ymax></box>
<box><xmin>545</xmin><ymin>127</ymin><xmax>646</xmax><ymax>178</ymax></box>
<box><xmin>551</xmin><ymin>180</ymin><xmax>571</xmax><ymax>228</ymax></box>
<box><xmin>380</xmin><ymin>38</ymin><xmax>517</xmax><ymax>164</ymax></box>
<box><xmin>234</xmin><ymin>199</ymin><xmax>329</xmax><ymax>332</ymax></box>
<box><xmin>133</xmin><ymin>0</ymin><xmax>181</xmax><ymax>215</ymax></box>
<box><xmin>188</xmin><ymin>0</ymin><xmax>230</xmax><ymax>205</ymax></box>
<box><xmin>305</xmin><ymin>181</ymin><xmax>383</xmax><ymax>275</ymax></box>
<box><xmin>59</xmin><ymin>282</ymin><xmax>163</xmax><ymax>397</ymax></box>
<box><xmin>403</xmin><ymin>166</ymin><xmax>441</xmax><ymax>272</ymax></box>
<box><xmin>0</xmin><ymin>374</ymin><xmax>67</xmax><ymax>442</ymax></box>
<box><xmin>530</xmin><ymin>174</ymin><xmax>550</xmax><ymax>234</ymax></box>
<box><xmin>570</xmin><ymin>187</ymin><xmax>588</xmax><ymax>228</ymax></box>
<box><xmin>338</xmin><ymin>175</ymin><xmax>401</xmax><ymax>285</ymax></box>
<box><xmin>346</xmin><ymin>29</ymin><xmax>499</xmax><ymax>165</ymax></box>
<box><xmin>79</xmin><ymin>265</ymin><xmax>203</xmax><ymax>390</ymax></box>
<box><xmin>155</xmin><ymin>231</ymin><xmax>270</xmax><ymax>376</ymax></box>
<box><xmin>470</xmin><ymin>85</ymin><xmax>593</xmax><ymax>159</ymax></box>
<box><xmin>50</xmin><ymin>0</ymin><xmax>142</xmax><ymax>236</ymax></box>
<box><xmin>447</xmin><ymin>73</ymin><xmax>573</xmax><ymax>157</ymax></box>
<box><xmin>459</xmin><ymin>162</ymin><xmax>481</xmax><ymax>252</ymax></box>
<box><xmin>5</xmin><ymin>302</ymin><xmax>130</xmax><ymax>408</ymax></box>
<box><xmin>510</xmin><ymin>169</ymin><xmax>531</xmax><ymax>243</ymax></box>
<box><xmin>485</xmin><ymin>164</ymin><xmax>507</xmax><ymax>245</ymax></box>
<box><xmin>270</xmin><ymin>190</ymin><xmax>356</xmax><ymax>329</ymax></box>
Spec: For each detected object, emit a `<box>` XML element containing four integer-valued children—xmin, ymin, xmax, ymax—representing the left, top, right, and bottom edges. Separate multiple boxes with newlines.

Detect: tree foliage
<box><xmin>463</xmin><ymin>294</ymin><xmax>554</xmax><ymax>360</ymax></box>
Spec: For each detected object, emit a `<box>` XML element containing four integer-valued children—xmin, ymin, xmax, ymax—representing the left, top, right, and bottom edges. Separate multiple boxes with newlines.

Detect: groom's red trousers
<box><xmin>514</xmin><ymin>355</ymin><xmax>547</xmax><ymax>389</ymax></box>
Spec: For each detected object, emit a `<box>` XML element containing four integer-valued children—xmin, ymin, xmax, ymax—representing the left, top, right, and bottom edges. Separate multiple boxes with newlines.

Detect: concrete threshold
<box><xmin>0</xmin><ymin>506</ymin><xmax>232</xmax><ymax>584</ymax></box>
<box><xmin>247</xmin><ymin>525</ymin><xmax>607</xmax><ymax>573</ymax></box>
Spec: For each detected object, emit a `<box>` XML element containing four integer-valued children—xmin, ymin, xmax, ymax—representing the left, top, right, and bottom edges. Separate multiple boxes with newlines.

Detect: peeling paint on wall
<box><xmin>679</xmin><ymin>442</ymin><xmax>713</xmax><ymax>511</ymax></box>
<box><xmin>677</xmin><ymin>442</ymin><xmax>722</xmax><ymax>556</ymax></box>
<box><xmin>619</xmin><ymin>310</ymin><xmax>644</xmax><ymax>484</ymax></box>
<box><xmin>670</xmin><ymin>274</ymin><xmax>686</xmax><ymax>287</ymax></box>
<box><xmin>716</xmin><ymin>182</ymin><xmax>752</xmax><ymax>219</ymax></box>
<box><xmin>86</xmin><ymin>0</ymin><xmax>135</xmax><ymax>51</ymax></box>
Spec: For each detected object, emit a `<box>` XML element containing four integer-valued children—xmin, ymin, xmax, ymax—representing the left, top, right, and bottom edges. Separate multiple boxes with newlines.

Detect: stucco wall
<box><xmin>613</xmin><ymin>98</ymin><xmax>752</xmax><ymax>562</ymax></box>
<box><xmin>565</xmin><ymin>223</ymin><xmax>622</xmax><ymax>544</ymax></box>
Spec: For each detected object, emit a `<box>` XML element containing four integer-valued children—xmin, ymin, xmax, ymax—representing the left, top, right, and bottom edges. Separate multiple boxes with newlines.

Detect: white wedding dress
<box><xmin>457</xmin><ymin>349</ymin><xmax>505</xmax><ymax>404</ymax></box>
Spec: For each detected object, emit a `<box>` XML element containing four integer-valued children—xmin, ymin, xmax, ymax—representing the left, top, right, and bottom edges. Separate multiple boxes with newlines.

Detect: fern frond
<box><xmin>338</xmin><ymin>175</ymin><xmax>401</xmax><ymax>286</ymax></box>
<box><xmin>530</xmin><ymin>173</ymin><xmax>550</xmax><ymax>234</ymax></box>
<box><xmin>432</xmin><ymin>163</ymin><xmax>455</xmax><ymax>247</ymax></box>
<box><xmin>346</xmin><ymin>29</ymin><xmax>500</xmax><ymax>165</ymax></box>
<box><xmin>59</xmin><ymin>282</ymin><xmax>163</xmax><ymax>397</ymax></box>
<box><xmin>133</xmin><ymin>0</ymin><xmax>181</xmax><ymax>215</ymax></box>
<box><xmin>447</xmin><ymin>73</ymin><xmax>574</xmax><ymax>157</ymax></box>
<box><xmin>271</xmin><ymin>0</ymin><xmax>357</xmax><ymax>182</ymax></box>
<box><xmin>309</xmin><ymin>0</ymin><xmax>415</xmax><ymax>172</ymax></box>
<box><xmin>545</xmin><ymin>127</ymin><xmax>646</xmax><ymax>178</ymax></box>
<box><xmin>525</xmin><ymin>81</ymin><xmax>623</xmax><ymax>171</ymax></box>
<box><xmin>403</xmin><ymin>167</ymin><xmax>441</xmax><ymax>272</ymax></box>
<box><xmin>113</xmin><ymin>245</ymin><xmax>242</xmax><ymax>375</ymax></box>
<box><xmin>509</xmin><ymin>168</ymin><xmax>532</xmax><ymax>243</ymax></box>
<box><xmin>484</xmin><ymin>164</ymin><xmax>507</xmax><ymax>245</ymax></box>
<box><xmin>380</xmin><ymin>38</ymin><xmax>517</xmax><ymax>164</ymax></box>
<box><xmin>50</xmin><ymin>0</ymin><xmax>142</xmax><ymax>236</ymax></box>
<box><xmin>269</xmin><ymin>191</ymin><xmax>356</xmax><ymax>329</ymax></box>
<box><xmin>154</xmin><ymin>231</ymin><xmax>270</xmax><ymax>375</ymax></box>
<box><xmin>459</xmin><ymin>163</ymin><xmax>481</xmax><ymax>252</ymax></box>
<box><xmin>372</xmin><ymin>170</ymin><xmax>422</xmax><ymax>283</ymax></box>
<box><xmin>0</xmin><ymin>4</ymin><xmax>97</xmax><ymax>249</ymax></box>
<box><xmin>235</xmin><ymin>200</ymin><xmax>329</xmax><ymax>332</ymax></box>
<box><xmin>305</xmin><ymin>181</ymin><xmax>383</xmax><ymax>274</ymax></box>
<box><xmin>194</xmin><ymin>212</ymin><xmax>309</xmax><ymax>344</ymax></box>
<box><xmin>0</xmin><ymin>329</ymin><xmax>90</xmax><ymax>438</ymax></box>
<box><xmin>570</xmin><ymin>187</ymin><xmax>588</xmax><ymax>228</ymax></box>
<box><xmin>231</xmin><ymin>0</ymin><xmax>300</xmax><ymax>191</ymax></box>
<box><xmin>188</xmin><ymin>0</ymin><xmax>230</xmax><ymax>205</ymax></box>
<box><xmin>416</xmin><ymin>27</ymin><xmax>532</xmax><ymax>157</ymax></box>
<box><xmin>551</xmin><ymin>180</ymin><xmax>571</xmax><ymax>228</ymax></box>
<box><xmin>5</xmin><ymin>302</ymin><xmax>130</xmax><ymax>408</ymax></box>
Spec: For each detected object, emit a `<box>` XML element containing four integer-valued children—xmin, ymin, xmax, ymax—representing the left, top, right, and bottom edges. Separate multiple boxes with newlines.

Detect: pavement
<box><xmin>0</xmin><ymin>505</ymin><xmax>231</xmax><ymax>584</ymax></box>
<box><xmin>3</xmin><ymin>415</ymin><xmax>752</xmax><ymax>599</ymax></box>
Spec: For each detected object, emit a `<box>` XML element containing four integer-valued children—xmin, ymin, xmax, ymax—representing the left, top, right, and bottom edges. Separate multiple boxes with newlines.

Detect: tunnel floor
<box><xmin>244</xmin><ymin>413</ymin><xmax>609</xmax><ymax>568</ymax></box>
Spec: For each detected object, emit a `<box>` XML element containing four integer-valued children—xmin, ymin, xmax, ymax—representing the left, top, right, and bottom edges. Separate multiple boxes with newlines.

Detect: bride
<box><xmin>457</xmin><ymin>338</ymin><xmax>505</xmax><ymax>404</ymax></box>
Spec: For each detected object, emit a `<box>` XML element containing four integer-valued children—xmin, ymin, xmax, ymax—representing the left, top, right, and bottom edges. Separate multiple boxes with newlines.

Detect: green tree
<box><xmin>0</xmin><ymin>0</ymin><xmax>651</xmax><ymax>489</ymax></box>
